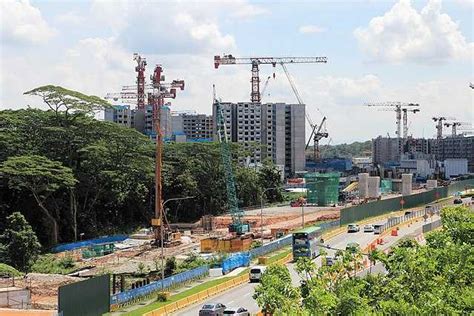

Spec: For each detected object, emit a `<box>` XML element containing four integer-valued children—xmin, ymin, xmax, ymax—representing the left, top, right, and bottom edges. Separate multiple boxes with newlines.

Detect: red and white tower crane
<box><xmin>214</xmin><ymin>55</ymin><xmax>327</xmax><ymax>103</ymax></box>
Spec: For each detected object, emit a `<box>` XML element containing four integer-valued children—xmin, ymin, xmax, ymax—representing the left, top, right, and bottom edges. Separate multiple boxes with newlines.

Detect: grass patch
<box><xmin>0</xmin><ymin>263</ymin><xmax>23</xmax><ymax>277</ymax></box>
<box><xmin>122</xmin><ymin>275</ymin><xmax>245</xmax><ymax>316</ymax></box>
<box><xmin>31</xmin><ymin>254</ymin><xmax>76</xmax><ymax>274</ymax></box>
<box><xmin>266</xmin><ymin>248</ymin><xmax>292</xmax><ymax>265</ymax></box>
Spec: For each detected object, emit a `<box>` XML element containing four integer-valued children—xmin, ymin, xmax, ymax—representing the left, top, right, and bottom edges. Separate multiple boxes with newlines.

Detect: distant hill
<box><xmin>306</xmin><ymin>140</ymin><xmax>372</xmax><ymax>159</ymax></box>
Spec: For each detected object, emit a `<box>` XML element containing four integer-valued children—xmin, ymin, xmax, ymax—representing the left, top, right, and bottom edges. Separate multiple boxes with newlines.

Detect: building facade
<box><xmin>213</xmin><ymin>102</ymin><xmax>305</xmax><ymax>176</ymax></box>
<box><xmin>172</xmin><ymin>113</ymin><xmax>213</xmax><ymax>142</ymax></box>
<box><xmin>104</xmin><ymin>104</ymin><xmax>172</xmax><ymax>139</ymax></box>
<box><xmin>371</xmin><ymin>136</ymin><xmax>400</xmax><ymax>166</ymax></box>
<box><xmin>433</xmin><ymin>136</ymin><xmax>474</xmax><ymax>172</ymax></box>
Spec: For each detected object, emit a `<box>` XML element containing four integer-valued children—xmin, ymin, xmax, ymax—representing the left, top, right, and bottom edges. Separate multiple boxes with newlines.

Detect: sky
<box><xmin>0</xmin><ymin>0</ymin><xmax>473</xmax><ymax>144</ymax></box>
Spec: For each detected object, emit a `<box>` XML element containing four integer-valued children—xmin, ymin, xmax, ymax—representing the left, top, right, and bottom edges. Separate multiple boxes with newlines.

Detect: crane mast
<box><xmin>214</xmin><ymin>99</ymin><xmax>249</xmax><ymax>234</ymax></box>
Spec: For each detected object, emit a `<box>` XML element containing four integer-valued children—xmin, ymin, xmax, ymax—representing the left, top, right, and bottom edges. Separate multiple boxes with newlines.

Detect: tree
<box><xmin>24</xmin><ymin>85</ymin><xmax>111</xmax><ymax>122</ymax></box>
<box><xmin>253</xmin><ymin>264</ymin><xmax>301</xmax><ymax>315</ymax></box>
<box><xmin>0</xmin><ymin>212</ymin><xmax>41</xmax><ymax>272</ymax></box>
<box><xmin>0</xmin><ymin>155</ymin><xmax>77</xmax><ymax>244</ymax></box>
<box><xmin>258</xmin><ymin>159</ymin><xmax>283</xmax><ymax>203</ymax></box>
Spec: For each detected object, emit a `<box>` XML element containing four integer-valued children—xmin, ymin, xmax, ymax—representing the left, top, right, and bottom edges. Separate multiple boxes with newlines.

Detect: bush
<box><xmin>0</xmin><ymin>263</ymin><xmax>23</xmax><ymax>277</ymax></box>
<box><xmin>31</xmin><ymin>254</ymin><xmax>77</xmax><ymax>274</ymax></box>
<box><xmin>156</xmin><ymin>292</ymin><xmax>169</xmax><ymax>302</ymax></box>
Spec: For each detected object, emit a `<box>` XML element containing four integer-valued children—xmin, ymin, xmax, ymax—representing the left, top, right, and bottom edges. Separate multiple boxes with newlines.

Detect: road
<box><xmin>175</xmin><ymin>199</ymin><xmax>461</xmax><ymax>316</ymax></box>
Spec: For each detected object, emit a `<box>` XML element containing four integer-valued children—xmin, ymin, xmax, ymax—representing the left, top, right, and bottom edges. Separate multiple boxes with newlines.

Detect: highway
<box><xmin>175</xmin><ymin>199</ymin><xmax>461</xmax><ymax>316</ymax></box>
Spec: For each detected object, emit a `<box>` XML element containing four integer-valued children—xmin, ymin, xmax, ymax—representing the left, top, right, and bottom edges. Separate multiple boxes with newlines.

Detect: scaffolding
<box><xmin>305</xmin><ymin>172</ymin><xmax>340</xmax><ymax>206</ymax></box>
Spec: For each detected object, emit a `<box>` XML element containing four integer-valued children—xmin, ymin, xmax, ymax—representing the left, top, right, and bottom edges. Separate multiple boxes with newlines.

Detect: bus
<box><xmin>292</xmin><ymin>226</ymin><xmax>322</xmax><ymax>259</ymax></box>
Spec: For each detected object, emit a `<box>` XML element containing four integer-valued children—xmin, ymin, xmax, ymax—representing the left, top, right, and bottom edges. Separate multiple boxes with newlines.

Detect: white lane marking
<box><xmin>227</xmin><ymin>300</ymin><xmax>235</xmax><ymax>305</ymax></box>
<box><xmin>244</xmin><ymin>292</ymin><xmax>252</xmax><ymax>297</ymax></box>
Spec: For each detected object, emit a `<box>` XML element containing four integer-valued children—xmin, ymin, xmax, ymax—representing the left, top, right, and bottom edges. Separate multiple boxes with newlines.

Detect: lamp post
<box><xmin>260</xmin><ymin>187</ymin><xmax>278</xmax><ymax>244</ymax></box>
<box><xmin>301</xmin><ymin>203</ymin><xmax>305</xmax><ymax>228</ymax></box>
<box><xmin>160</xmin><ymin>196</ymin><xmax>194</xmax><ymax>290</ymax></box>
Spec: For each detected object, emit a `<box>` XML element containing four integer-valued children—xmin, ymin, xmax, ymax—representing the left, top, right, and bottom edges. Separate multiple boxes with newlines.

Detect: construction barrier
<box><xmin>144</xmin><ymin>274</ymin><xmax>250</xmax><ymax>316</ymax></box>
<box><xmin>110</xmin><ymin>265</ymin><xmax>209</xmax><ymax>309</ymax></box>
<box><xmin>340</xmin><ymin>179</ymin><xmax>474</xmax><ymax>225</ymax></box>
<box><xmin>52</xmin><ymin>235</ymin><xmax>127</xmax><ymax>253</ymax></box>
<box><xmin>222</xmin><ymin>253</ymin><xmax>250</xmax><ymax>274</ymax></box>
<box><xmin>422</xmin><ymin>219</ymin><xmax>442</xmax><ymax>233</ymax></box>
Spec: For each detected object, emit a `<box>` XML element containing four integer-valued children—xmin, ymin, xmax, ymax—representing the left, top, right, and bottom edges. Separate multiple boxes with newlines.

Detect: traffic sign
<box><xmin>400</xmin><ymin>199</ymin><xmax>405</xmax><ymax>206</ymax></box>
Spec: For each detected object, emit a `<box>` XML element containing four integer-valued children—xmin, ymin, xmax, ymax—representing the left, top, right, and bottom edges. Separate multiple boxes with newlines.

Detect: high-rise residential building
<box><xmin>172</xmin><ymin>113</ymin><xmax>213</xmax><ymax>142</ymax></box>
<box><xmin>371</xmin><ymin>136</ymin><xmax>400</xmax><ymax>166</ymax></box>
<box><xmin>103</xmin><ymin>104</ymin><xmax>171</xmax><ymax>139</ymax></box>
<box><xmin>432</xmin><ymin>136</ymin><xmax>474</xmax><ymax>172</ymax></box>
<box><xmin>212</xmin><ymin>102</ymin><xmax>305</xmax><ymax>176</ymax></box>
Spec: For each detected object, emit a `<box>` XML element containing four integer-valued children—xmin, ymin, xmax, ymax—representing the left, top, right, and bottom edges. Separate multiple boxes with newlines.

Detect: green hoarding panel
<box><xmin>339</xmin><ymin>179</ymin><xmax>474</xmax><ymax>225</ymax></box>
<box><xmin>58</xmin><ymin>274</ymin><xmax>110</xmax><ymax>316</ymax></box>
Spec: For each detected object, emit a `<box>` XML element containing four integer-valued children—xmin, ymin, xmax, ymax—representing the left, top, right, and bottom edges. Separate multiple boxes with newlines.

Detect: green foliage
<box><xmin>137</xmin><ymin>262</ymin><xmax>147</xmax><ymax>275</ymax></box>
<box><xmin>253</xmin><ymin>264</ymin><xmax>302</xmax><ymax>314</ymax></box>
<box><xmin>31</xmin><ymin>254</ymin><xmax>77</xmax><ymax>274</ymax></box>
<box><xmin>0</xmin><ymin>263</ymin><xmax>23</xmax><ymax>277</ymax></box>
<box><xmin>0</xmin><ymin>212</ymin><xmax>41</xmax><ymax>272</ymax></box>
<box><xmin>164</xmin><ymin>257</ymin><xmax>176</xmax><ymax>277</ymax></box>
<box><xmin>318</xmin><ymin>140</ymin><xmax>372</xmax><ymax>159</ymax></box>
<box><xmin>156</xmin><ymin>292</ymin><xmax>168</xmax><ymax>302</ymax></box>
<box><xmin>256</xmin><ymin>206</ymin><xmax>474</xmax><ymax>315</ymax></box>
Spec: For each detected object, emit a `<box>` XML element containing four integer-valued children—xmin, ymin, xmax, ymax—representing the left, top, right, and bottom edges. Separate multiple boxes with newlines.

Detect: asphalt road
<box><xmin>175</xmin><ymin>199</ymin><xmax>463</xmax><ymax>316</ymax></box>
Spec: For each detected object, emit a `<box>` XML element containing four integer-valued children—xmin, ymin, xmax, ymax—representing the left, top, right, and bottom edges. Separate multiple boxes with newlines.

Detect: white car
<box><xmin>347</xmin><ymin>224</ymin><xmax>360</xmax><ymax>233</ymax></box>
<box><xmin>363</xmin><ymin>225</ymin><xmax>374</xmax><ymax>233</ymax></box>
<box><xmin>249</xmin><ymin>266</ymin><xmax>266</xmax><ymax>282</ymax></box>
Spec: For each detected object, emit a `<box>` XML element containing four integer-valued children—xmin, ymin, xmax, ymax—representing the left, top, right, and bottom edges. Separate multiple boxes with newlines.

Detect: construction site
<box><xmin>1</xmin><ymin>49</ymin><xmax>473</xmax><ymax>313</ymax></box>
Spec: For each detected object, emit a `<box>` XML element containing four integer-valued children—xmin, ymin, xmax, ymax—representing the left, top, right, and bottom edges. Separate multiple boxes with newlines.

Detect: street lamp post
<box><xmin>260</xmin><ymin>187</ymin><xmax>278</xmax><ymax>244</ymax></box>
<box><xmin>301</xmin><ymin>203</ymin><xmax>305</xmax><ymax>228</ymax></box>
<box><xmin>160</xmin><ymin>196</ymin><xmax>194</xmax><ymax>291</ymax></box>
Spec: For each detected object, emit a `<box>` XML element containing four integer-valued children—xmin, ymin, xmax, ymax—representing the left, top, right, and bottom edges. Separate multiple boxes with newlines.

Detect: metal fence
<box><xmin>53</xmin><ymin>235</ymin><xmax>128</xmax><ymax>253</ymax></box>
<box><xmin>422</xmin><ymin>219</ymin><xmax>442</xmax><ymax>233</ymax></box>
<box><xmin>110</xmin><ymin>265</ymin><xmax>209</xmax><ymax>306</ymax></box>
<box><xmin>222</xmin><ymin>253</ymin><xmax>251</xmax><ymax>274</ymax></box>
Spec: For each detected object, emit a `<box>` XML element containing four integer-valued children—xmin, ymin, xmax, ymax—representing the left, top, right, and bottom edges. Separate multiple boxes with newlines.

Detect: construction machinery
<box><xmin>214</xmin><ymin>93</ymin><xmax>249</xmax><ymax>235</ymax></box>
<box><xmin>432</xmin><ymin>116</ymin><xmax>456</xmax><ymax>139</ymax></box>
<box><xmin>444</xmin><ymin>121</ymin><xmax>471</xmax><ymax>137</ymax></box>
<box><xmin>214</xmin><ymin>55</ymin><xmax>327</xmax><ymax>103</ymax></box>
<box><xmin>105</xmin><ymin>53</ymin><xmax>185</xmax><ymax>247</ymax></box>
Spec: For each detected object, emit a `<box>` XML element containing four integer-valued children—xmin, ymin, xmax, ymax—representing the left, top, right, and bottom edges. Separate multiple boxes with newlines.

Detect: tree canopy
<box><xmin>255</xmin><ymin>206</ymin><xmax>474</xmax><ymax>315</ymax></box>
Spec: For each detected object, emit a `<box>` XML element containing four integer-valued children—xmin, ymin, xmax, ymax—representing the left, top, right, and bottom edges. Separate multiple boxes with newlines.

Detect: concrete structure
<box><xmin>352</xmin><ymin>157</ymin><xmax>372</xmax><ymax>170</ymax></box>
<box><xmin>0</xmin><ymin>287</ymin><xmax>30</xmax><ymax>309</ymax></box>
<box><xmin>399</xmin><ymin>159</ymin><xmax>433</xmax><ymax>178</ymax></box>
<box><xmin>104</xmin><ymin>104</ymin><xmax>172</xmax><ymax>139</ymax></box>
<box><xmin>433</xmin><ymin>136</ymin><xmax>474</xmax><ymax>172</ymax></box>
<box><xmin>358</xmin><ymin>173</ymin><xmax>369</xmax><ymax>198</ymax></box>
<box><xmin>426</xmin><ymin>179</ymin><xmax>437</xmax><ymax>189</ymax></box>
<box><xmin>401</xmin><ymin>173</ymin><xmax>413</xmax><ymax>196</ymax></box>
<box><xmin>372</xmin><ymin>136</ymin><xmax>400</xmax><ymax>166</ymax></box>
<box><xmin>443</xmin><ymin>158</ymin><xmax>468</xmax><ymax>179</ymax></box>
<box><xmin>368</xmin><ymin>176</ymin><xmax>381</xmax><ymax>198</ymax></box>
<box><xmin>172</xmin><ymin>113</ymin><xmax>213</xmax><ymax>142</ymax></box>
<box><xmin>213</xmin><ymin>102</ymin><xmax>305</xmax><ymax>176</ymax></box>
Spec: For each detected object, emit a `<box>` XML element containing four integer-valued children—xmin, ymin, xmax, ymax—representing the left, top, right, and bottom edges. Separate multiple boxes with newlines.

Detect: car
<box><xmin>373</xmin><ymin>224</ymin><xmax>384</xmax><ymax>234</ymax></box>
<box><xmin>199</xmin><ymin>303</ymin><xmax>226</xmax><ymax>316</ymax></box>
<box><xmin>249</xmin><ymin>265</ymin><xmax>266</xmax><ymax>282</ymax></box>
<box><xmin>324</xmin><ymin>256</ymin><xmax>334</xmax><ymax>266</ymax></box>
<box><xmin>363</xmin><ymin>224</ymin><xmax>374</xmax><ymax>233</ymax></box>
<box><xmin>453</xmin><ymin>198</ymin><xmax>463</xmax><ymax>204</ymax></box>
<box><xmin>223</xmin><ymin>307</ymin><xmax>250</xmax><ymax>315</ymax></box>
<box><xmin>347</xmin><ymin>223</ymin><xmax>360</xmax><ymax>233</ymax></box>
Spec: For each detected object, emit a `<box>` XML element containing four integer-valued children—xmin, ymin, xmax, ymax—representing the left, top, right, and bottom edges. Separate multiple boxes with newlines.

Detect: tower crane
<box><xmin>105</xmin><ymin>54</ymin><xmax>184</xmax><ymax>246</ymax></box>
<box><xmin>366</xmin><ymin>102</ymin><xmax>420</xmax><ymax>140</ymax></box>
<box><xmin>214</xmin><ymin>55</ymin><xmax>327</xmax><ymax>103</ymax></box>
<box><xmin>444</xmin><ymin>121</ymin><xmax>471</xmax><ymax>137</ymax></box>
<box><xmin>432</xmin><ymin>116</ymin><xmax>456</xmax><ymax>139</ymax></box>
<box><xmin>377</xmin><ymin>107</ymin><xmax>420</xmax><ymax>139</ymax></box>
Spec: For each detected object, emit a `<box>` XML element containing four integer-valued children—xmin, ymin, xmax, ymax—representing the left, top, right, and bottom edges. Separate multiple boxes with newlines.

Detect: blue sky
<box><xmin>1</xmin><ymin>0</ymin><xmax>472</xmax><ymax>143</ymax></box>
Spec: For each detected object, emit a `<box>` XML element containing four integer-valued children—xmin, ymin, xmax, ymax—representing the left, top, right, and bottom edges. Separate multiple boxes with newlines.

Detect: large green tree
<box><xmin>0</xmin><ymin>212</ymin><xmax>41</xmax><ymax>272</ymax></box>
<box><xmin>0</xmin><ymin>155</ymin><xmax>77</xmax><ymax>244</ymax></box>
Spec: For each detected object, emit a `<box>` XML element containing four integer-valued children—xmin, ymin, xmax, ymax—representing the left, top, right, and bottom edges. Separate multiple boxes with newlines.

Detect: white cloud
<box><xmin>354</xmin><ymin>0</ymin><xmax>473</xmax><ymax>63</ymax></box>
<box><xmin>0</xmin><ymin>0</ymin><xmax>56</xmax><ymax>44</ymax></box>
<box><xmin>56</xmin><ymin>11</ymin><xmax>84</xmax><ymax>25</ymax></box>
<box><xmin>229</xmin><ymin>0</ymin><xmax>269</xmax><ymax>18</ymax></box>
<box><xmin>299</xmin><ymin>25</ymin><xmax>326</xmax><ymax>34</ymax></box>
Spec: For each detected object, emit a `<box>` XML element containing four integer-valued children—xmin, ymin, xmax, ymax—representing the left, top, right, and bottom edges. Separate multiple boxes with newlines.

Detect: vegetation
<box><xmin>31</xmin><ymin>254</ymin><xmax>77</xmax><ymax>274</ymax></box>
<box><xmin>0</xmin><ymin>212</ymin><xmax>41</xmax><ymax>272</ymax></box>
<box><xmin>0</xmin><ymin>86</ymin><xmax>283</xmax><ymax>247</ymax></box>
<box><xmin>315</xmin><ymin>140</ymin><xmax>371</xmax><ymax>159</ymax></box>
<box><xmin>254</xmin><ymin>206</ymin><xmax>473</xmax><ymax>315</ymax></box>
<box><xmin>0</xmin><ymin>263</ymin><xmax>23</xmax><ymax>277</ymax></box>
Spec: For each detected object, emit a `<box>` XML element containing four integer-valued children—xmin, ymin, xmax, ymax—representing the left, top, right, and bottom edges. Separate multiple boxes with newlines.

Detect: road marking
<box><xmin>227</xmin><ymin>300</ymin><xmax>235</xmax><ymax>305</ymax></box>
<box><xmin>244</xmin><ymin>292</ymin><xmax>252</xmax><ymax>297</ymax></box>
